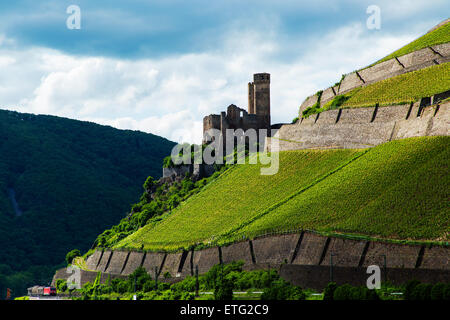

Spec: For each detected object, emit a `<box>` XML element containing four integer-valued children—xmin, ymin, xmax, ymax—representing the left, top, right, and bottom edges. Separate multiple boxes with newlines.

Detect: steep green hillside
<box><xmin>115</xmin><ymin>149</ymin><xmax>363</xmax><ymax>250</ymax></box>
<box><xmin>236</xmin><ymin>136</ymin><xmax>449</xmax><ymax>241</ymax></box>
<box><xmin>114</xmin><ymin>136</ymin><xmax>449</xmax><ymax>251</ymax></box>
<box><xmin>371</xmin><ymin>19</ymin><xmax>450</xmax><ymax>66</ymax></box>
<box><xmin>0</xmin><ymin>109</ymin><xmax>175</xmax><ymax>291</ymax></box>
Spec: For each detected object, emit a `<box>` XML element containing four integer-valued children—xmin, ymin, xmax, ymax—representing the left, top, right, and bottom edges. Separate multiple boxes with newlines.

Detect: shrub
<box><xmin>333</xmin><ymin>284</ymin><xmax>353</xmax><ymax>300</ymax></box>
<box><xmin>214</xmin><ymin>278</ymin><xmax>234</xmax><ymax>300</ymax></box>
<box><xmin>323</xmin><ymin>282</ymin><xmax>337</xmax><ymax>300</ymax></box>
<box><xmin>65</xmin><ymin>249</ymin><xmax>81</xmax><ymax>265</ymax></box>
<box><xmin>431</xmin><ymin>283</ymin><xmax>445</xmax><ymax>300</ymax></box>
<box><xmin>411</xmin><ymin>283</ymin><xmax>433</xmax><ymax>300</ymax></box>
<box><xmin>260</xmin><ymin>279</ymin><xmax>305</xmax><ymax>300</ymax></box>
<box><xmin>443</xmin><ymin>284</ymin><xmax>450</xmax><ymax>300</ymax></box>
<box><xmin>55</xmin><ymin>279</ymin><xmax>67</xmax><ymax>292</ymax></box>
<box><xmin>404</xmin><ymin>279</ymin><xmax>421</xmax><ymax>300</ymax></box>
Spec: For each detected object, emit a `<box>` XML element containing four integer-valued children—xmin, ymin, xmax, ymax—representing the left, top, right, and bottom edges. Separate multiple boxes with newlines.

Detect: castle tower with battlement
<box><xmin>203</xmin><ymin>73</ymin><xmax>271</xmax><ymax>145</ymax></box>
<box><xmin>248</xmin><ymin>73</ymin><xmax>271</xmax><ymax>130</ymax></box>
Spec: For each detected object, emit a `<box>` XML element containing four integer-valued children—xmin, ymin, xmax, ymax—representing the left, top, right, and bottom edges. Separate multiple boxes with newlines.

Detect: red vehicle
<box><xmin>43</xmin><ymin>287</ymin><xmax>57</xmax><ymax>296</ymax></box>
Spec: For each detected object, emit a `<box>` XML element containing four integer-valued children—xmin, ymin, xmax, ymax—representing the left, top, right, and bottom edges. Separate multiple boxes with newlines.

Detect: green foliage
<box><xmin>113</xmin><ymin>136</ymin><xmax>448</xmax><ymax>252</ymax></box>
<box><xmin>430</xmin><ymin>283</ymin><xmax>445</xmax><ymax>300</ymax></box>
<box><xmin>301</xmin><ymin>90</ymin><xmax>323</xmax><ymax>118</ymax></box>
<box><xmin>0</xmin><ymin>109</ymin><xmax>175</xmax><ymax>296</ymax></box>
<box><xmin>115</xmin><ymin>149</ymin><xmax>364</xmax><ymax>251</ymax></box>
<box><xmin>411</xmin><ymin>283</ymin><xmax>433</xmax><ymax>300</ymax></box>
<box><xmin>66</xmin><ymin>249</ymin><xmax>81</xmax><ymax>265</ymax></box>
<box><xmin>332</xmin><ymin>284</ymin><xmax>379</xmax><ymax>300</ymax></box>
<box><xmin>260</xmin><ymin>279</ymin><xmax>306</xmax><ymax>300</ymax></box>
<box><xmin>55</xmin><ymin>279</ymin><xmax>67</xmax><ymax>293</ymax></box>
<box><xmin>291</xmin><ymin>117</ymin><xmax>299</xmax><ymax>124</ymax></box>
<box><xmin>404</xmin><ymin>279</ymin><xmax>421</xmax><ymax>300</ymax></box>
<box><xmin>98</xmin><ymin>166</ymin><xmax>228</xmax><ymax>248</ymax></box>
<box><xmin>214</xmin><ymin>278</ymin><xmax>234</xmax><ymax>300</ymax></box>
<box><xmin>238</xmin><ymin>136</ymin><xmax>449</xmax><ymax>241</ymax></box>
<box><xmin>323</xmin><ymin>282</ymin><xmax>337</xmax><ymax>300</ymax></box>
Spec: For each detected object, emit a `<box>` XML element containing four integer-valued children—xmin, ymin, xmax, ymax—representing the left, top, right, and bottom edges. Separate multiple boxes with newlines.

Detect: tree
<box><xmin>66</xmin><ymin>249</ymin><xmax>81</xmax><ymax>265</ymax></box>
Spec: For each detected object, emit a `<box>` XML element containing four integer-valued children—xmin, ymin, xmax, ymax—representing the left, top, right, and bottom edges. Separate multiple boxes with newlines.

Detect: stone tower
<box><xmin>248</xmin><ymin>73</ymin><xmax>271</xmax><ymax>129</ymax></box>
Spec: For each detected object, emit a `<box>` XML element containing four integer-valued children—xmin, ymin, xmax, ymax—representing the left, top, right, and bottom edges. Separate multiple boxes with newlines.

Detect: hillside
<box><xmin>112</xmin><ymin>136</ymin><xmax>449</xmax><ymax>252</ymax></box>
<box><xmin>0</xmin><ymin>109</ymin><xmax>175</xmax><ymax>292</ymax></box>
<box><xmin>370</xmin><ymin>19</ymin><xmax>450</xmax><ymax>66</ymax></box>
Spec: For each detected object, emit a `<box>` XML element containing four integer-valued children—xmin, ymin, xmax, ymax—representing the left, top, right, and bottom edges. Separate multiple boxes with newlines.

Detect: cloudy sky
<box><xmin>0</xmin><ymin>1</ymin><xmax>448</xmax><ymax>143</ymax></box>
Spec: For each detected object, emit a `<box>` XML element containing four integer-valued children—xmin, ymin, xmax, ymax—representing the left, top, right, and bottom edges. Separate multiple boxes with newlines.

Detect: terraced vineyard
<box><xmin>237</xmin><ymin>136</ymin><xmax>449</xmax><ymax>241</ymax></box>
<box><xmin>369</xmin><ymin>19</ymin><xmax>450</xmax><ymax>66</ymax></box>
<box><xmin>115</xmin><ymin>136</ymin><xmax>449</xmax><ymax>251</ymax></box>
<box><xmin>342</xmin><ymin>62</ymin><xmax>450</xmax><ymax>108</ymax></box>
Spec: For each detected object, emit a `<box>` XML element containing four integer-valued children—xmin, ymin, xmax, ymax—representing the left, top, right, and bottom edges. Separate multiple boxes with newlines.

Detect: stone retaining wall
<box><xmin>267</xmin><ymin>101</ymin><xmax>449</xmax><ymax>152</ymax></box>
<box><xmin>62</xmin><ymin>232</ymin><xmax>449</xmax><ymax>290</ymax></box>
<box><xmin>298</xmin><ymin>42</ymin><xmax>450</xmax><ymax>115</ymax></box>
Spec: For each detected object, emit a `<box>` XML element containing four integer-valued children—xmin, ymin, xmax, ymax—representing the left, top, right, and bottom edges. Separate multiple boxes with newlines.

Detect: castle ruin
<box><xmin>202</xmin><ymin>73</ymin><xmax>271</xmax><ymax>146</ymax></box>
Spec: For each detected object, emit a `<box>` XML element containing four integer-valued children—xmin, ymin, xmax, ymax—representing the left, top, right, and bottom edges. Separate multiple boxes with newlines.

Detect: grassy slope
<box><xmin>370</xmin><ymin>20</ymin><xmax>450</xmax><ymax>66</ymax></box>
<box><xmin>116</xmin><ymin>137</ymin><xmax>449</xmax><ymax>251</ymax></box>
<box><xmin>115</xmin><ymin>149</ymin><xmax>363</xmax><ymax>250</ymax></box>
<box><xmin>342</xmin><ymin>62</ymin><xmax>450</xmax><ymax>108</ymax></box>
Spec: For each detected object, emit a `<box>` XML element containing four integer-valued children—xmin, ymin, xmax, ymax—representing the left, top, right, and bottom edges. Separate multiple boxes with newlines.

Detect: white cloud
<box><xmin>0</xmin><ymin>21</ymin><xmax>422</xmax><ymax>143</ymax></box>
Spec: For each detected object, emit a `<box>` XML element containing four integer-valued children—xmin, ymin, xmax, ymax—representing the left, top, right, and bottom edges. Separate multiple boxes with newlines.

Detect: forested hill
<box><xmin>0</xmin><ymin>109</ymin><xmax>175</xmax><ymax>293</ymax></box>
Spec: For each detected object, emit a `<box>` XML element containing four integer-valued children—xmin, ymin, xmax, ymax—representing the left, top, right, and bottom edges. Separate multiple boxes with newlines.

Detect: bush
<box><xmin>431</xmin><ymin>283</ymin><xmax>445</xmax><ymax>300</ymax></box>
<box><xmin>333</xmin><ymin>284</ymin><xmax>353</xmax><ymax>300</ymax></box>
<box><xmin>323</xmin><ymin>282</ymin><xmax>337</xmax><ymax>300</ymax></box>
<box><xmin>404</xmin><ymin>279</ymin><xmax>421</xmax><ymax>300</ymax></box>
<box><xmin>260</xmin><ymin>279</ymin><xmax>305</xmax><ymax>300</ymax></box>
<box><xmin>65</xmin><ymin>249</ymin><xmax>81</xmax><ymax>265</ymax></box>
<box><xmin>55</xmin><ymin>279</ymin><xmax>67</xmax><ymax>293</ymax></box>
<box><xmin>443</xmin><ymin>284</ymin><xmax>450</xmax><ymax>300</ymax></box>
<box><xmin>214</xmin><ymin>278</ymin><xmax>234</xmax><ymax>300</ymax></box>
<box><xmin>411</xmin><ymin>283</ymin><xmax>433</xmax><ymax>300</ymax></box>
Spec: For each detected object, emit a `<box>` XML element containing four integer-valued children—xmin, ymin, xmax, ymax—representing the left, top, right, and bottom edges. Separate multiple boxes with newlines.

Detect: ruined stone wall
<box><xmin>267</xmin><ymin>100</ymin><xmax>449</xmax><ymax>152</ymax></box>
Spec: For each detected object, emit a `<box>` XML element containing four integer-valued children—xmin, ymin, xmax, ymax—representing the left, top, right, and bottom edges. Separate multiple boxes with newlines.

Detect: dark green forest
<box><xmin>0</xmin><ymin>109</ymin><xmax>175</xmax><ymax>297</ymax></box>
